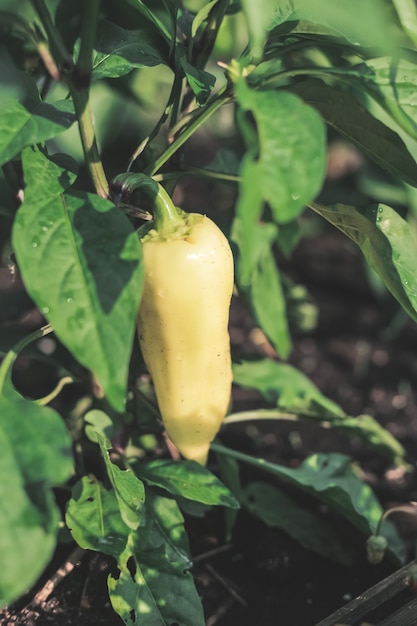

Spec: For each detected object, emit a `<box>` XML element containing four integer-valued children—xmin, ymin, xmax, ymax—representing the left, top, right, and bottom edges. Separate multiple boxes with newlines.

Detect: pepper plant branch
<box><xmin>75</xmin><ymin>0</ymin><xmax>100</xmax><ymax>78</ymax></box>
<box><xmin>0</xmin><ymin>11</ymin><xmax>60</xmax><ymax>80</ymax></box>
<box><xmin>127</xmin><ymin>70</ymin><xmax>185</xmax><ymax>172</ymax></box>
<box><xmin>145</xmin><ymin>85</ymin><xmax>233</xmax><ymax>176</ymax></box>
<box><xmin>31</xmin><ymin>0</ymin><xmax>108</xmax><ymax>197</ymax></box>
<box><xmin>69</xmin><ymin>0</ymin><xmax>109</xmax><ymax>198</ymax></box>
<box><xmin>154</xmin><ymin>167</ymin><xmax>241</xmax><ymax>184</ymax></box>
<box><xmin>191</xmin><ymin>0</ymin><xmax>230</xmax><ymax>70</ymax></box>
<box><xmin>30</xmin><ymin>0</ymin><xmax>72</xmax><ymax>68</ymax></box>
<box><xmin>0</xmin><ymin>324</ymin><xmax>53</xmax><ymax>389</ymax></box>
<box><xmin>69</xmin><ymin>87</ymin><xmax>109</xmax><ymax>198</ymax></box>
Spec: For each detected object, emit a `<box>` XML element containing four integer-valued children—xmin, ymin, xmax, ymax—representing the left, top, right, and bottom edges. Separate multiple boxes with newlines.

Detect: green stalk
<box><xmin>32</xmin><ymin>0</ymin><xmax>108</xmax><ymax>198</ymax></box>
<box><xmin>69</xmin><ymin>0</ymin><xmax>108</xmax><ymax>198</ymax></box>
<box><xmin>0</xmin><ymin>325</ymin><xmax>53</xmax><ymax>390</ymax></box>
<box><xmin>150</xmin><ymin>182</ymin><xmax>183</xmax><ymax>237</ymax></box>
<box><xmin>69</xmin><ymin>88</ymin><xmax>109</xmax><ymax>198</ymax></box>
<box><xmin>146</xmin><ymin>85</ymin><xmax>233</xmax><ymax>176</ymax></box>
<box><xmin>30</xmin><ymin>0</ymin><xmax>71</xmax><ymax>67</ymax></box>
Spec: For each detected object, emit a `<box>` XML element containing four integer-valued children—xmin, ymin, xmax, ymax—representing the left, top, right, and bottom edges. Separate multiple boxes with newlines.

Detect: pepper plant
<box><xmin>1</xmin><ymin>0</ymin><xmax>417</xmax><ymax>623</ymax></box>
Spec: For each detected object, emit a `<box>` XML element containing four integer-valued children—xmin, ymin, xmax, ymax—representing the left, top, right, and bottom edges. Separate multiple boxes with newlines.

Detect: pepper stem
<box><xmin>111</xmin><ymin>173</ymin><xmax>184</xmax><ymax>238</ymax></box>
<box><xmin>151</xmin><ymin>182</ymin><xmax>184</xmax><ymax>237</ymax></box>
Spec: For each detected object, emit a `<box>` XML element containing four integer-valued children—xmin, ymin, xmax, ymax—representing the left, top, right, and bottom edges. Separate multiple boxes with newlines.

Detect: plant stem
<box><xmin>75</xmin><ymin>0</ymin><xmax>100</xmax><ymax>78</ymax></box>
<box><xmin>0</xmin><ymin>324</ymin><xmax>53</xmax><ymax>390</ymax></box>
<box><xmin>32</xmin><ymin>0</ymin><xmax>108</xmax><ymax>197</ymax></box>
<box><xmin>146</xmin><ymin>85</ymin><xmax>233</xmax><ymax>176</ymax></box>
<box><xmin>69</xmin><ymin>87</ymin><xmax>109</xmax><ymax>198</ymax></box>
<box><xmin>30</xmin><ymin>0</ymin><xmax>72</xmax><ymax>68</ymax></box>
<box><xmin>69</xmin><ymin>0</ymin><xmax>109</xmax><ymax>198</ymax></box>
<box><xmin>151</xmin><ymin>183</ymin><xmax>183</xmax><ymax>236</ymax></box>
<box><xmin>127</xmin><ymin>70</ymin><xmax>184</xmax><ymax>172</ymax></box>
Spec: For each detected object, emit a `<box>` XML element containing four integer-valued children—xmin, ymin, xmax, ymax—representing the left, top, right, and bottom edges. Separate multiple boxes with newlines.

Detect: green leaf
<box><xmin>242</xmin><ymin>481</ymin><xmax>355</xmax><ymax>566</ymax></box>
<box><xmin>180</xmin><ymin>56</ymin><xmax>216</xmax><ymax>106</ymax></box>
<box><xmin>240</xmin><ymin>0</ymin><xmax>295</xmax><ymax>59</ymax></box>
<box><xmin>108</xmin><ymin>492</ymin><xmax>205</xmax><ymax>626</ymax></box>
<box><xmin>84</xmin><ymin>409</ymin><xmax>114</xmax><ymax>442</ymax></box>
<box><xmin>121</xmin><ymin>0</ymin><xmax>173</xmax><ymax>42</ymax></box>
<box><xmin>96</xmin><ymin>434</ymin><xmax>145</xmax><ymax>530</ymax></box>
<box><xmin>76</xmin><ymin>20</ymin><xmax>168</xmax><ymax>80</ymax></box>
<box><xmin>291</xmin><ymin>79</ymin><xmax>417</xmax><ymax>187</ymax></box>
<box><xmin>236</xmin><ymin>80</ymin><xmax>326</xmax><ymax>224</ymax></box>
<box><xmin>353</xmin><ymin>57</ymin><xmax>417</xmax><ymax>140</ymax></box>
<box><xmin>213</xmin><ymin>446</ymin><xmax>405</xmax><ymax>564</ymax></box>
<box><xmin>233</xmin><ymin>358</ymin><xmax>344</xmax><ymax>418</ymax></box>
<box><xmin>231</xmin><ymin>358</ymin><xmax>406</xmax><ymax>464</ymax></box>
<box><xmin>67</xmin><ymin>479</ymin><xmax>205</xmax><ymax>625</ymax></box>
<box><xmin>310</xmin><ymin>201</ymin><xmax>417</xmax><ymax>324</ymax></box>
<box><xmin>0</xmin><ymin>342</ymin><xmax>73</xmax><ymax>606</ymax></box>
<box><xmin>232</xmin><ymin>216</ymin><xmax>292</xmax><ymax>358</ymax></box>
<box><xmin>135</xmin><ymin>459</ymin><xmax>240</xmax><ymax>508</ymax></box>
<box><xmin>66</xmin><ymin>476</ymin><xmax>131</xmax><ymax>557</ymax></box>
<box><xmin>392</xmin><ymin>0</ymin><xmax>417</xmax><ymax>47</ymax></box>
<box><xmin>0</xmin><ymin>98</ymin><xmax>75</xmax><ymax>167</ymax></box>
<box><xmin>12</xmin><ymin>148</ymin><xmax>143</xmax><ymax>411</ymax></box>
<box><xmin>191</xmin><ymin>0</ymin><xmax>219</xmax><ymax>38</ymax></box>
<box><xmin>292</xmin><ymin>0</ymin><xmax>397</xmax><ymax>50</ymax></box>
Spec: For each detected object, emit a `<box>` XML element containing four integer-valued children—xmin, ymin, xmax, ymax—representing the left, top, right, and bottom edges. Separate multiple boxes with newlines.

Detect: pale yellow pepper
<box><xmin>137</xmin><ymin>194</ymin><xmax>234</xmax><ymax>465</ymax></box>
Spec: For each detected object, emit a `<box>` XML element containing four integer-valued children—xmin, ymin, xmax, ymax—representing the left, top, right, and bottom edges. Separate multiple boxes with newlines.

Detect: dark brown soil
<box><xmin>2</xmin><ymin>218</ymin><xmax>417</xmax><ymax>626</ymax></box>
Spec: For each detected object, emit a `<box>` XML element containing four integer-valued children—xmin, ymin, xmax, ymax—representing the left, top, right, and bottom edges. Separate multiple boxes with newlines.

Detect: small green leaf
<box><xmin>84</xmin><ymin>409</ymin><xmax>114</xmax><ymax>442</ymax></box>
<box><xmin>66</xmin><ymin>476</ymin><xmax>130</xmax><ymax>557</ymax></box>
<box><xmin>135</xmin><ymin>459</ymin><xmax>240</xmax><ymax>508</ymax></box>
<box><xmin>310</xmin><ymin>201</ymin><xmax>417</xmax><ymax>324</ymax></box>
<box><xmin>242</xmin><ymin>481</ymin><xmax>355</xmax><ymax>566</ymax></box>
<box><xmin>12</xmin><ymin>148</ymin><xmax>143</xmax><ymax>411</ymax></box>
<box><xmin>233</xmin><ymin>358</ymin><xmax>344</xmax><ymax>417</ymax></box>
<box><xmin>191</xmin><ymin>0</ymin><xmax>219</xmax><ymax>38</ymax></box>
<box><xmin>232</xmin><ymin>216</ymin><xmax>292</xmax><ymax>358</ymax></box>
<box><xmin>180</xmin><ymin>56</ymin><xmax>216</xmax><ymax>106</ymax></box>
<box><xmin>108</xmin><ymin>492</ymin><xmax>205</xmax><ymax>626</ymax></box>
<box><xmin>76</xmin><ymin>20</ymin><xmax>168</xmax><ymax>80</ymax></box>
<box><xmin>96</xmin><ymin>433</ymin><xmax>145</xmax><ymax>530</ymax></box>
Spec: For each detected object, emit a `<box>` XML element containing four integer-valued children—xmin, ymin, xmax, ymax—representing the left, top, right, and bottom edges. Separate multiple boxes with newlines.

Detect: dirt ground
<box><xmin>2</xmin><ymin>214</ymin><xmax>417</xmax><ymax>626</ymax></box>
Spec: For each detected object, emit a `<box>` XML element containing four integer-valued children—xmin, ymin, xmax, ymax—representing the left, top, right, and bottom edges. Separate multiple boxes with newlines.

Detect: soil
<box><xmin>2</xmin><ymin>171</ymin><xmax>417</xmax><ymax>626</ymax></box>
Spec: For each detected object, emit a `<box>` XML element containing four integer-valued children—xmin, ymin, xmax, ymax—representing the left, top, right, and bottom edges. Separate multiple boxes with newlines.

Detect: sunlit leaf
<box><xmin>12</xmin><ymin>147</ymin><xmax>143</xmax><ymax>411</ymax></box>
<box><xmin>66</xmin><ymin>476</ymin><xmax>131</xmax><ymax>557</ymax></box>
<box><xmin>353</xmin><ymin>57</ymin><xmax>417</xmax><ymax>140</ymax></box>
<box><xmin>96</xmin><ymin>433</ymin><xmax>145</xmax><ymax>530</ymax></box>
<box><xmin>392</xmin><ymin>0</ymin><xmax>417</xmax><ymax>47</ymax></box>
<box><xmin>135</xmin><ymin>458</ymin><xmax>239</xmax><ymax>508</ymax></box>
<box><xmin>0</xmin><ymin>97</ymin><xmax>74</xmax><ymax>167</ymax></box>
<box><xmin>108</xmin><ymin>492</ymin><xmax>205</xmax><ymax>626</ymax></box>
<box><xmin>233</xmin><ymin>358</ymin><xmax>344</xmax><ymax>417</ymax></box>
<box><xmin>236</xmin><ymin>79</ymin><xmax>326</xmax><ymax>225</ymax></box>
